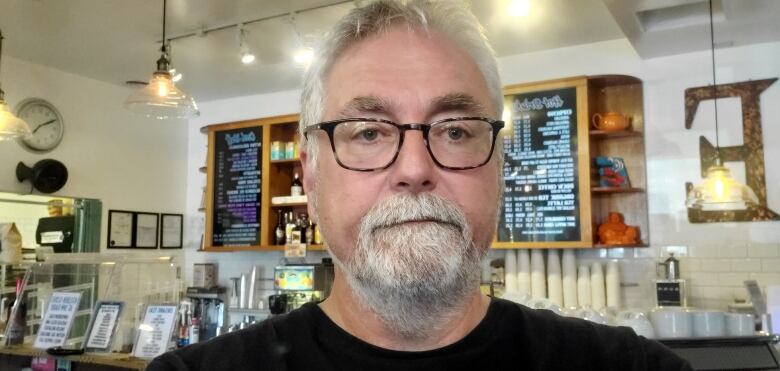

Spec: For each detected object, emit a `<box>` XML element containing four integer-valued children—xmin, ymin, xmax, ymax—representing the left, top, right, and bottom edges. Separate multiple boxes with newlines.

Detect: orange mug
<box><xmin>592</xmin><ymin>112</ymin><xmax>630</xmax><ymax>132</ymax></box>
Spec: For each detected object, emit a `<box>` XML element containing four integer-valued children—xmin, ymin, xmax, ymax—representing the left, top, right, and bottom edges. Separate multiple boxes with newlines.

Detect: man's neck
<box><xmin>318</xmin><ymin>269</ymin><xmax>491</xmax><ymax>352</ymax></box>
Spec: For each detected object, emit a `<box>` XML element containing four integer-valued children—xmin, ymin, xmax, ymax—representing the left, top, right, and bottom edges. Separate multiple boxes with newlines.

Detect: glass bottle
<box><xmin>274</xmin><ymin>210</ymin><xmax>286</xmax><ymax>245</ymax></box>
<box><xmin>291</xmin><ymin>173</ymin><xmax>303</xmax><ymax>196</ymax></box>
<box><xmin>285</xmin><ymin>212</ymin><xmax>296</xmax><ymax>245</ymax></box>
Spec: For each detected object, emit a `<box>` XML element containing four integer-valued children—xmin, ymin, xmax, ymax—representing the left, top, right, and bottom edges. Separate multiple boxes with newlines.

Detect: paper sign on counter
<box><xmin>85</xmin><ymin>301</ymin><xmax>124</xmax><ymax>351</ymax></box>
<box><xmin>34</xmin><ymin>292</ymin><xmax>82</xmax><ymax>349</ymax></box>
<box><xmin>133</xmin><ymin>304</ymin><xmax>177</xmax><ymax>359</ymax></box>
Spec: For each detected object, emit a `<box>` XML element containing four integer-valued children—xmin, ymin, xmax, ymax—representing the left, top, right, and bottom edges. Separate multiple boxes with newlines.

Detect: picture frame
<box><xmin>134</xmin><ymin>212</ymin><xmax>159</xmax><ymax>249</ymax></box>
<box><xmin>160</xmin><ymin>213</ymin><xmax>183</xmax><ymax>249</ymax></box>
<box><xmin>107</xmin><ymin>210</ymin><xmax>133</xmax><ymax>248</ymax></box>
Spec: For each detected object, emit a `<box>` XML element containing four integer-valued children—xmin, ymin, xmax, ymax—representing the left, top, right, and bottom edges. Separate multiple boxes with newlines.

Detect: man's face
<box><xmin>303</xmin><ymin>26</ymin><xmax>500</xmax><ymax>266</ymax></box>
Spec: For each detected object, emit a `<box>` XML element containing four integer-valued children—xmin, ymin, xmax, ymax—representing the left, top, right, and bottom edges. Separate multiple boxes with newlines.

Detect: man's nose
<box><xmin>389</xmin><ymin>130</ymin><xmax>437</xmax><ymax>193</ymax></box>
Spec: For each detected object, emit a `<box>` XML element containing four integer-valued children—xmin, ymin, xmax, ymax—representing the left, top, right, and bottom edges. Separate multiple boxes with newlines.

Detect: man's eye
<box><xmin>358</xmin><ymin>129</ymin><xmax>378</xmax><ymax>141</ymax></box>
<box><xmin>447</xmin><ymin>127</ymin><xmax>465</xmax><ymax>140</ymax></box>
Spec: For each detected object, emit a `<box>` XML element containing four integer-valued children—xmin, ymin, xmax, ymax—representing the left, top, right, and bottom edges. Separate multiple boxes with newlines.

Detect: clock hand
<box><xmin>33</xmin><ymin>119</ymin><xmax>57</xmax><ymax>134</ymax></box>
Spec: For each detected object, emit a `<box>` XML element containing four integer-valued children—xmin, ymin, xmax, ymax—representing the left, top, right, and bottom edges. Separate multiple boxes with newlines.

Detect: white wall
<box><xmin>0</xmin><ymin>55</ymin><xmax>188</xmax><ymax>254</ymax></box>
<box><xmin>184</xmin><ymin>39</ymin><xmax>780</xmax><ymax>311</ymax></box>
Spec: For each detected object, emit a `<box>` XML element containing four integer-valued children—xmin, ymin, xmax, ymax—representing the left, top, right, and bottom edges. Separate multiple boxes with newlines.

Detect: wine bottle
<box><xmin>285</xmin><ymin>212</ymin><xmax>296</xmax><ymax>245</ymax></box>
<box><xmin>299</xmin><ymin>213</ymin><xmax>310</xmax><ymax>244</ymax></box>
<box><xmin>291</xmin><ymin>173</ymin><xmax>303</xmax><ymax>196</ymax></box>
<box><xmin>291</xmin><ymin>215</ymin><xmax>303</xmax><ymax>245</ymax></box>
<box><xmin>274</xmin><ymin>210</ymin><xmax>286</xmax><ymax>245</ymax></box>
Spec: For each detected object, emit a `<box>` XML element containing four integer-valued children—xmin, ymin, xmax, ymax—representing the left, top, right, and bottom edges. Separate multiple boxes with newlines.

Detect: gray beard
<box><xmin>332</xmin><ymin>193</ymin><xmax>485</xmax><ymax>339</ymax></box>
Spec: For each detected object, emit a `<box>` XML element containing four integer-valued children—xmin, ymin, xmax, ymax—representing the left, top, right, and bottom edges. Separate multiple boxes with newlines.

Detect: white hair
<box><xmin>299</xmin><ymin>0</ymin><xmax>503</xmax><ymax>166</ymax></box>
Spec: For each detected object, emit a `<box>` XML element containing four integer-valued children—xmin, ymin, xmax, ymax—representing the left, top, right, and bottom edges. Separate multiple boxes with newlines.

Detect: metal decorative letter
<box><xmin>684</xmin><ymin>78</ymin><xmax>779</xmax><ymax>223</ymax></box>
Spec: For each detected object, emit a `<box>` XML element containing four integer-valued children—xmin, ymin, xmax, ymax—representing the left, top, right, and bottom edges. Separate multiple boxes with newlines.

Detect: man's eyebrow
<box><xmin>429</xmin><ymin>93</ymin><xmax>490</xmax><ymax>117</ymax></box>
<box><xmin>337</xmin><ymin>96</ymin><xmax>395</xmax><ymax>118</ymax></box>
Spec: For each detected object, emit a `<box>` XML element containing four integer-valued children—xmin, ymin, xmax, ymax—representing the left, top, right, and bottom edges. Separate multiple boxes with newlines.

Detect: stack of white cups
<box><xmin>546</xmin><ymin>250</ymin><xmax>563</xmax><ymax>307</ymax></box>
<box><xmin>606</xmin><ymin>260</ymin><xmax>621</xmax><ymax>309</ymax></box>
<box><xmin>504</xmin><ymin>250</ymin><xmax>518</xmax><ymax>293</ymax></box>
<box><xmin>517</xmin><ymin>250</ymin><xmax>531</xmax><ymax>295</ymax></box>
<box><xmin>577</xmin><ymin>264</ymin><xmax>591</xmax><ymax>307</ymax></box>
<box><xmin>530</xmin><ymin>250</ymin><xmax>546</xmax><ymax>299</ymax></box>
<box><xmin>591</xmin><ymin>262</ymin><xmax>606</xmax><ymax>310</ymax></box>
<box><xmin>500</xmin><ymin>250</ymin><xmax>622</xmax><ymax>312</ymax></box>
<box><xmin>562</xmin><ymin>250</ymin><xmax>578</xmax><ymax>308</ymax></box>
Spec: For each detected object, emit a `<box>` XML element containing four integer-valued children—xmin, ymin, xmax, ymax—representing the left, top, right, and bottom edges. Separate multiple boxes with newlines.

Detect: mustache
<box><xmin>360</xmin><ymin>193</ymin><xmax>467</xmax><ymax>233</ymax></box>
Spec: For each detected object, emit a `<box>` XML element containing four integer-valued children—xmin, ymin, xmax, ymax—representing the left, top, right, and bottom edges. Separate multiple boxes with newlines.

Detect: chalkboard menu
<box><xmin>497</xmin><ymin>82</ymin><xmax>589</xmax><ymax>246</ymax></box>
<box><xmin>210</xmin><ymin>126</ymin><xmax>262</xmax><ymax>247</ymax></box>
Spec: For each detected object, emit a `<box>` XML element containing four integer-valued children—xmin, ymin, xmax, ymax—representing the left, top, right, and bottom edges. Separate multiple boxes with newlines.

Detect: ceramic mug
<box><xmin>690</xmin><ymin>310</ymin><xmax>726</xmax><ymax>337</ymax></box>
<box><xmin>650</xmin><ymin>308</ymin><xmax>692</xmax><ymax>338</ymax></box>
<box><xmin>616</xmin><ymin>310</ymin><xmax>655</xmax><ymax>338</ymax></box>
<box><xmin>573</xmin><ymin>306</ymin><xmax>608</xmax><ymax>325</ymax></box>
<box><xmin>726</xmin><ymin>313</ymin><xmax>755</xmax><ymax>336</ymax></box>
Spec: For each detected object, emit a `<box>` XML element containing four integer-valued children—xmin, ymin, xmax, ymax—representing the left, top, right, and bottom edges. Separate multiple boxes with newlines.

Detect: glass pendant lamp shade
<box><xmin>0</xmin><ymin>28</ymin><xmax>32</xmax><ymax>140</ymax></box>
<box><xmin>124</xmin><ymin>70</ymin><xmax>199</xmax><ymax>119</ymax></box>
<box><xmin>0</xmin><ymin>96</ymin><xmax>31</xmax><ymax>140</ymax></box>
<box><xmin>686</xmin><ymin>164</ymin><xmax>759</xmax><ymax>211</ymax></box>
<box><xmin>125</xmin><ymin>0</ymin><xmax>198</xmax><ymax>119</ymax></box>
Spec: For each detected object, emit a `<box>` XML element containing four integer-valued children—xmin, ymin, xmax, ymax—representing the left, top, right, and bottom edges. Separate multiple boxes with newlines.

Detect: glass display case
<box><xmin>0</xmin><ymin>253</ymin><xmax>180</xmax><ymax>354</ymax></box>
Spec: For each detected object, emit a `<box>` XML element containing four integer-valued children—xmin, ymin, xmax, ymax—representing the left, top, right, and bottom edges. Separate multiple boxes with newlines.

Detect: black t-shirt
<box><xmin>148</xmin><ymin>298</ymin><xmax>691</xmax><ymax>371</ymax></box>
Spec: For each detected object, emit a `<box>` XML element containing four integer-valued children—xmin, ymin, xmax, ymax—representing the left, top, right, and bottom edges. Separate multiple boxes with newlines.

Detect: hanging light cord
<box><xmin>162</xmin><ymin>0</ymin><xmax>168</xmax><ymax>53</ymax></box>
<box><xmin>0</xmin><ymin>28</ymin><xmax>5</xmax><ymax>95</ymax></box>
<box><xmin>709</xmin><ymin>0</ymin><xmax>722</xmax><ymax>163</ymax></box>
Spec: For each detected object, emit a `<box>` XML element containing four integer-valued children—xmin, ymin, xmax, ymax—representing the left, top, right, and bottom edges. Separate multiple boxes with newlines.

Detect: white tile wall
<box><xmin>595</xmin><ymin>243</ymin><xmax>780</xmax><ymax>311</ymax></box>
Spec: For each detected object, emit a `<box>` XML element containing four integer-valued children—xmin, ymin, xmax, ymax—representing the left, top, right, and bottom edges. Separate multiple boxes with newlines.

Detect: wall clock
<box><xmin>16</xmin><ymin>98</ymin><xmax>64</xmax><ymax>153</ymax></box>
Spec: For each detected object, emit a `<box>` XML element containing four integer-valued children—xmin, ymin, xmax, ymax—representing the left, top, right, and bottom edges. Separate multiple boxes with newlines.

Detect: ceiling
<box><xmin>0</xmin><ymin>0</ymin><xmax>777</xmax><ymax>102</ymax></box>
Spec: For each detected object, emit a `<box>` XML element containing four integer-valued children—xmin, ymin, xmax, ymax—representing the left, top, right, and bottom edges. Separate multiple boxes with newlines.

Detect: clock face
<box><xmin>16</xmin><ymin>99</ymin><xmax>64</xmax><ymax>152</ymax></box>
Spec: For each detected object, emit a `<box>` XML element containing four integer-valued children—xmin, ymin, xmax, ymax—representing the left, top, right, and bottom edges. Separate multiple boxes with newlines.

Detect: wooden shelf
<box><xmin>267</xmin><ymin>244</ymin><xmax>326</xmax><ymax>251</ymax></box>
<box><xmin>591</xmin><ymin>187</ymin><xmax>645</xmax><ymax>194</ymax></box>
<box><xmin>201</xmin><ymin>244</ymin><xmax>325</xmax><ymax>252</ymax></box>
<box><xmin>270</xmin><ymin>202</ymin><xmax>308</xmax><ymax>207</ymax></box>
<box><xmin>594</xmin><ymin>243</ymin><xmax>649</xmax><ymax>249</ymax></box>
<box><xmin>270</xmin><ymin>158</ymin><xmax>300</xmax><ymax>164</ymax></box>
<box><xmin>589</xmin><ymin>130</ymin><xmax>642</xmax><ymax>139</ymax></box>
<box><xmin>0</xmin><ymin>346</ymin><xmax>147</xmax><ymax>370</ymax></box>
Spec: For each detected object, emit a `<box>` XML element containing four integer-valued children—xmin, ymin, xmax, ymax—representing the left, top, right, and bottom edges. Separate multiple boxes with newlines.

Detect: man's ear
<box><xmin>300</xmin><ymin>150</ymin><xmax>318</xmax><ymax>222</ymax></box>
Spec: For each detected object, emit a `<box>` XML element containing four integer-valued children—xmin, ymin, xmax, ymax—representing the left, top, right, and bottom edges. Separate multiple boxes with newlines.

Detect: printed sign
<box><xmin>133</xmin><ymin>305</ymin><xmax>177</xmax><ymax>359</ymax></box>
<box><xmin>211</xmin><ymin>126</ymin><xmax>263</xmax><ymax>247</ymax></box>
<box><xmin>499</xmin><ymin>87</ymin><xmax>581</xmax><ymax>242</ymax></box>
<box><xmin>34</xmin><ymin>292</ymin><xmax>82</xmax><ymax>349</ymax></box>
<box><xmin>85</xmin><ymin>301</ymin><xmax>124</xmax><ymax>351</ymax></box>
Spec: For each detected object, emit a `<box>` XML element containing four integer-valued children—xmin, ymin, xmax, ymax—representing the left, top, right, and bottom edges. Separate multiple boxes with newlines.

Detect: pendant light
<box><xmin>125</xmin><ymin>0</ymin><xmax>199</xmax><ymax>119</ymax></box>
<box><xmin>0</xmin><ymin>29</ymin><xmax>32</xmax><ymax>141</ymax></box>
<box><xmin>685</xmin><ymin>0</ymin><xmax>758</xmax><ymax>212</ymax></box>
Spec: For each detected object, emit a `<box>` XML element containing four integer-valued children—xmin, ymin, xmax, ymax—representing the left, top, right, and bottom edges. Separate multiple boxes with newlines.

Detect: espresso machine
<box><xmin>270</xmin><ymin>258</ymin><xmax>334</xmax><ymax>314</ymax></box>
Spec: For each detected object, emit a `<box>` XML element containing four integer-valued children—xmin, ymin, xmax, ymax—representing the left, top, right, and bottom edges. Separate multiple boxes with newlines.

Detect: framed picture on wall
<box><xmin>160</xmin><ymin>214</ymin><xmax>183</xmax><ymax>249</ymax></box>
<box><xmin>134</xmin><ymin>212</ymin><xmax>159</xmax><ymax>248</ymax></box>
<box><xmin>107</xmin><ymin>210</ymin><xmax>133</xmax><ymax>248</ymax></box>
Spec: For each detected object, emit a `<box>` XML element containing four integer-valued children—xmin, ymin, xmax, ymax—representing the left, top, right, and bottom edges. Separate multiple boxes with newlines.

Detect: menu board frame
<box><xmin>494</xmin><ymin>76</ymin><xmax>593</xmax><ymax>249</ymax></box>
<box><xmin>204</xmin><ymin>120</ymin><xmax>264</xmax><ymax>250</ymax></box>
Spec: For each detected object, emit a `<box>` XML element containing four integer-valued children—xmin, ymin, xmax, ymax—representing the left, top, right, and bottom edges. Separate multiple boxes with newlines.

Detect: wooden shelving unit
<box><xmin>591</xmin><ymin>187</ymin><xmax>645</xmax><ymax>194</ymax></box>
<box><xmin>200</xmin><ymin>114</ymin><xmax>323</xmax><ymax>253</ymax></box>
<box><xmin>588</xmin><ymin>75</ymin><xmax>650</xmax><ymax>247</ymax></box>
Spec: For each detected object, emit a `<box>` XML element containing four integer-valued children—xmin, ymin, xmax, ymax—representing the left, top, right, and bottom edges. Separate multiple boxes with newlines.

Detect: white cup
<box><xmin>616</xmin><ymin>310</ymin><xmax>655</xmax><ymax>338</ymax></box>
<box><xmin>650</xmin><ymin>308</ymin><xmax>692</xmax><ymax>338</ymax></box>
<box><xmin>726</xmin><ymin>313</ymin><xmax>755</xmax><ymax>336</ymax></box>
<box><xmin>690</xmin><ymin>310</ymin><xmax>726</xmax><ymax>337</ymax></box>
<box><xmin>573</xmin><ymin>306</ymin><xmax>608</xmax><ymax>325</ymax></box>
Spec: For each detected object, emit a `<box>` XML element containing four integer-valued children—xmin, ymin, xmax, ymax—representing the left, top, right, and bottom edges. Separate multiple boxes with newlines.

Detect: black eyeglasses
<box><xmin>303</xmin><ymin>117</ymin><xmax>504</xmax><ymax>171</ymax></box>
